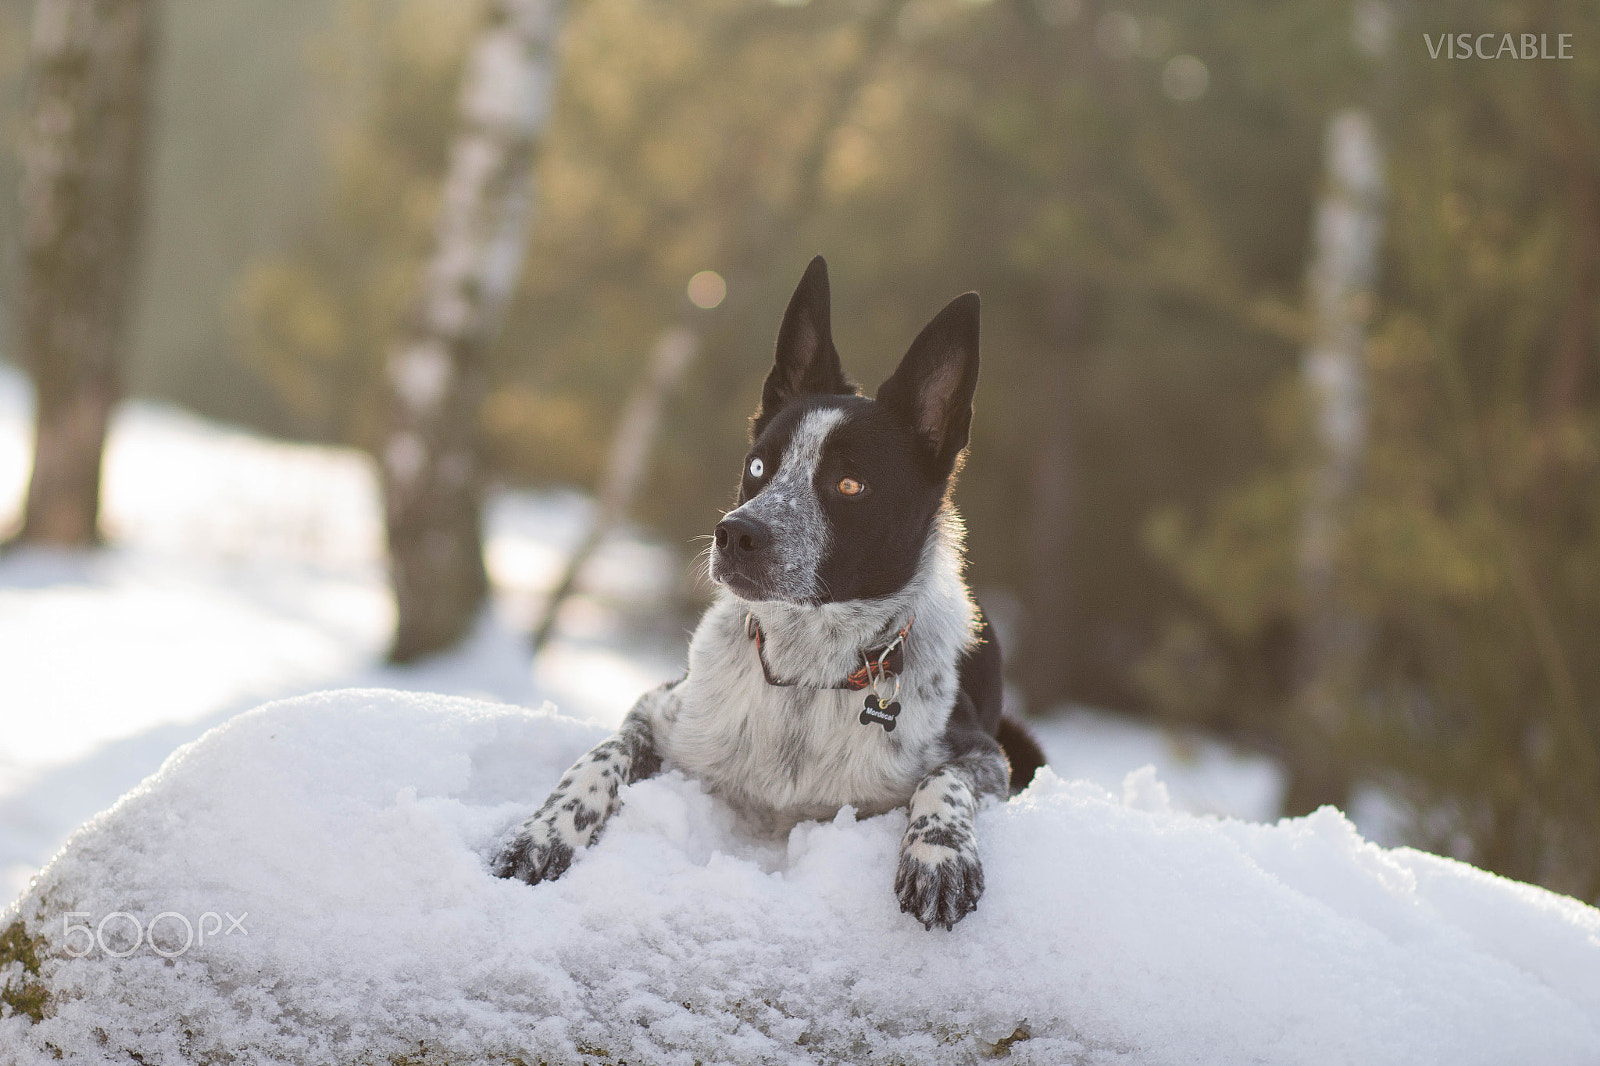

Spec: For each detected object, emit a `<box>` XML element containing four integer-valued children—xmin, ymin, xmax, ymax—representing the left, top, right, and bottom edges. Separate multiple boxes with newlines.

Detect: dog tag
<box><xmin>860</xmin><ymin>694</ymin><xmax>901</xmax><ymax>732</ymax></box>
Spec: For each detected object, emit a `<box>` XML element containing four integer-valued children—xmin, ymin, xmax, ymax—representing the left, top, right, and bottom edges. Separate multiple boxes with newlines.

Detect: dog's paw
<box><xmin>490</xmin><ymin>816</ymin><xmax>576</xmax><ymax>885</ymax></box>
<box><xmin>895</xmin><ymin>818</ymin><xmax>984</xmax><ymax>930</ymax></box>
<box><xmin>491</xmin><ymin>754</ymin><xmax>623</xmax><ymax>885</ymax></box>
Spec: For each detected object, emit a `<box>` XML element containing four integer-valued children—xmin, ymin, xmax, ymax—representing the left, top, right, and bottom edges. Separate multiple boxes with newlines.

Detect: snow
<box><xmin>1028</xmin><ymin>708</ymin><xmax>1283</xmax><ymax>823</ymax></box>
<box><xmin>4</xmin><ymin>688</ymin><xmax>1598</xmax><ymax>1064</ymax></box>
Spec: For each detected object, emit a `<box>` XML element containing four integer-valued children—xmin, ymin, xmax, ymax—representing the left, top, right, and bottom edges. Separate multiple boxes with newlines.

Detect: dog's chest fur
<box><xmin>653</xmin><ymin>523</ymin><xmax>978</xmax><ymax>829</ymax></box>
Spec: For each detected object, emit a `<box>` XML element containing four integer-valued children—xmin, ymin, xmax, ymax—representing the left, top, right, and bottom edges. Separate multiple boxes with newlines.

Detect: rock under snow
<box><xmin>2</xmin><ymin>689</ymin><xmax>1598</xmax><ymax>1064</ymax></box>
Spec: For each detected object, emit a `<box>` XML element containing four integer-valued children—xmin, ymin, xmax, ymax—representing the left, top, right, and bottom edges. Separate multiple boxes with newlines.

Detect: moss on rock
<box><xmin>0</xmin><ymin>918</ymin><xmax>49</xmax><ymax>1022</ymax></box>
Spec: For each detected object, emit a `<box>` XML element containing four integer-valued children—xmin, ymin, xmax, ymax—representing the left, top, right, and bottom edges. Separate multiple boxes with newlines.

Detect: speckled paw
<box><xmin>490</xmin><ymin>819</ymin><xmax>575</xmax><ymax>886</ymax></box>
<box><xmin>894</xmin><ymin>842</ymin><xmax>984</xmax><ymax>930</ymax></box>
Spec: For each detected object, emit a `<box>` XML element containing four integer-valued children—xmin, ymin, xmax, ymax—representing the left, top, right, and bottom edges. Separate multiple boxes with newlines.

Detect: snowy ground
<box><xmin>5</xmin><ymin>690</ymin><xmax>1599</xmax><ymax>1064</ymax></box>
<box><xmin>0</xmin><ymin>363</ymin><xmax>1283</xmax><ymax>906</ymax></box>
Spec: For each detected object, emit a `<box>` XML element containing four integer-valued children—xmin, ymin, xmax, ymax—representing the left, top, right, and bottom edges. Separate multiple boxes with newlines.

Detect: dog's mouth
<box><xmin>713</xmin><ymin>569</ymin><xmax>766</xmax><ymax>599</ymax></box>
<box><xmin>710</xmin><ymin>555</ymin><xmax>776</xmax><ymax>600</ymax></box>
<box><xmin>710</xmin><ymin>552</ymin><xmax>812</xmax><ymax>604</ymax></box>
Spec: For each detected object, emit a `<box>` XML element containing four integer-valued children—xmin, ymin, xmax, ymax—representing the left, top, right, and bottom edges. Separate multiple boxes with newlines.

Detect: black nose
<box><xmin>714</xmin><ymin>516</ymin><xmax>768</xmax><ymax>556</ymax></box>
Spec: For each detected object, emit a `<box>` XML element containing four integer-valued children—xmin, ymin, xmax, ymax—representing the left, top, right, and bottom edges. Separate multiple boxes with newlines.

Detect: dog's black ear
<box><xmin>753</xmin><ymin>256</ymin><xmax>853</xmax><ymax>437</ymax></box>
<box><xmin>877</xmin><ymin>292</ymin><xmax>980</xmax><ymax>476</ymax></box>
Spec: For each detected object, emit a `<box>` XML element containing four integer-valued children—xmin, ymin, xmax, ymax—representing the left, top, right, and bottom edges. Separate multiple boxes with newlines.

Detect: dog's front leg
<box><xmin>492</xmin><ymin>680</ymin><xmax>675</xmax><ymax>885</ymax></box>
<box><xmin>895</xmin><ymin>743</ymin><xmax>1009</xmax><ymax>930</ymax></box>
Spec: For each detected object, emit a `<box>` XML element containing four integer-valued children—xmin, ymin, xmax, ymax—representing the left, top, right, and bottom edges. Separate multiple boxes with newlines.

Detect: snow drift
<box><xmin>2</xmin><ymin>690</ymin><xmax>1598</xmax><ymax>1065</ymax></box>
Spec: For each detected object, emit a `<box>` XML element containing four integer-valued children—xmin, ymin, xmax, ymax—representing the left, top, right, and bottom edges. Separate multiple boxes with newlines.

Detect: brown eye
<box><xmin>837</xmin><ymin>476</ymin><xmax>864</xmax><ymax>496</ymax></box>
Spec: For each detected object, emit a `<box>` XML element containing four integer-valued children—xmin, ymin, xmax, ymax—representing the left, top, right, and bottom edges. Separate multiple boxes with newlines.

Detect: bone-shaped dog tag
<box><xmin>860</xmin><ymin>694</ymin><xmax>901</xmax><ymax>732</ymax></box>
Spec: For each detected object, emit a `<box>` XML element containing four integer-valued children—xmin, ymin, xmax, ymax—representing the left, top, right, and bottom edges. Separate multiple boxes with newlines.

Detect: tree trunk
<box><xmin>1287</xmin><ymin>107</ymin><xmax>1385</xmax><ymax>815</ymax></box>
<box><xmin>381</xmin><ymin>0</ymin><xmax>565</xmax><ymax>663</ymax></box>
<box><xmin>530</xmin><ymin>326</ymin><xmax>698</xmax><ymax>654</ymax></box>
<box><xmin>12</xmin><ymin>0</ymin><xmax>157</xmax><ymax>548</ymax></box>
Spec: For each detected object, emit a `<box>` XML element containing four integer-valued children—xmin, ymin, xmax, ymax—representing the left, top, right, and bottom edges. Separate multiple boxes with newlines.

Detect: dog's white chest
<box><xmin>655</xmin><ymin>601</ymin><xmax>952</xmax><ymax>828</ymax></box>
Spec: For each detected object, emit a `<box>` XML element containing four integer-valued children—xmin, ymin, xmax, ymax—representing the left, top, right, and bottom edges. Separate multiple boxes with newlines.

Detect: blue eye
<box><xmin>748</xmin><ymin>457</ymin><xmax>765</xmax><ymax>478</ymax></box>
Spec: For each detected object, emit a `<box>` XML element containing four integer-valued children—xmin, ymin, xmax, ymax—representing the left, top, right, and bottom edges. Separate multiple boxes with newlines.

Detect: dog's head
<box><xmin>710</xmin><ymin>256</ymin><xmax>979</xmax><ymax>605</ymax></box>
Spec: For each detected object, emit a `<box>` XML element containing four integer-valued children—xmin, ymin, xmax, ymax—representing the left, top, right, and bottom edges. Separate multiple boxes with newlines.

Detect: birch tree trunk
<box><xmin>12</xmin><ymin>0</ymin><xmax>157</xmax><ymax>548</ymax></box>
<box><xmin>530</xmin><ymin>326</ymin><xmax>698</xmax><ymax>654</ymax></box>
<box><xmin>1287</xmin><ymin>107</ymin><xmax>1384</xmax><ymax>814</ymax></box>
<box><xmin>380</xmin><ymin>0</ymin><xmax>564</xmax><ymax>663</ymax></box>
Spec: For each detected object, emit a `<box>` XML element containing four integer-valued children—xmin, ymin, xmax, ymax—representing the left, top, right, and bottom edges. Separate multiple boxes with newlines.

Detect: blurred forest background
<box><xmin>1</xmin><ymin>0</ymin><xmax>1598</xmax><ymax>901</ymax></box>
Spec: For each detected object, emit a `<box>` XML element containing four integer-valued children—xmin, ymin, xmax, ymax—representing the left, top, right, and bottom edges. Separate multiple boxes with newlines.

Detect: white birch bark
<box><xmin>1300</xmin><ymin>108</ymin><xmax>1383</xmax><ymax>604</ymax></box>
<box><xmin>381</xmin><ymin>0</ymin><xmax>564</xmax><ymax>662</ymax></box>
<box><xmin>530</xmin><ymin>327</ymin><xmax>699</xmax><ymax>653</ymax></box>
<box><xmin>1279</xmin><ymin>2</ymin><xmax>1392</xmax><ymax>814</ymax></box>
<box><xmin>1290</xmin><ymin>105</ymin><xmax>1384</xmax><ymax>809</ymax></box>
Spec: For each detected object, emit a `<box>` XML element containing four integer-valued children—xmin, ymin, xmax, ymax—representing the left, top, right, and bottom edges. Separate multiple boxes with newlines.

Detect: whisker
<box><xmin>687</xmin><ymin>541</ymin><xmax>718</xmax><ymax>594</ymax></box>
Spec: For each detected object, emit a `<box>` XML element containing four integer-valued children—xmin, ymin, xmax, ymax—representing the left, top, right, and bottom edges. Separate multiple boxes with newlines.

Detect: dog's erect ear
<box><xmin>753</xmin><ymin>256</ymin><xmax>853</xmax><ymax>436</ymax></box>
<box><xmin>877</xmin><ymin>292</ymin><xmax>980</xmax><ymax>476</ymax></box>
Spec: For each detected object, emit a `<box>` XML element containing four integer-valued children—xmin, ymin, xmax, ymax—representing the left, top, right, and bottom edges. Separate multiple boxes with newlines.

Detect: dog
<box><xmin>492</xmin><ymin>256</ymin><xmax>1046</xmax><ymax>929</ymax></box>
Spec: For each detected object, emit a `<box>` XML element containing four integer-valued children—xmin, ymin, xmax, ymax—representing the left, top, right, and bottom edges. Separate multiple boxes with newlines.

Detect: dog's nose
<box><xmin>714</xmin><ymin>516</ymin><xmax>768</xmax><ymax>556</ymax></box>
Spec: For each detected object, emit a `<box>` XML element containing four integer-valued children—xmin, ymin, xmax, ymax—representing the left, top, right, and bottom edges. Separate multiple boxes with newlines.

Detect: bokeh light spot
<box><xmin>687</xmin><ymin>270</ymin><xmax>727</xmax><ymax>309</ymax></box>
<box><xmin>1095</xmin><ymin>11</ymin><xmax>1140</xmax><ymax>59</ymax></box>
<box><xmin>1162</xmin><ymin>55</ymin><xmax>1209</xmax><ymax>103</ymax></box>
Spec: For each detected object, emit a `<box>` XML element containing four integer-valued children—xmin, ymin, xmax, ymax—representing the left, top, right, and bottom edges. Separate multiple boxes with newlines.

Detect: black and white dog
<box><xmin>493</xmin><ymin>256</ymin><xmax>1045</xmax><ymax>929</ymax></box>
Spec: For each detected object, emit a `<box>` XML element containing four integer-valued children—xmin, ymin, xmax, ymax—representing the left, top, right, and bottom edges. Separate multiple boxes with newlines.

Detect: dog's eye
<box><xmin>748</xmin><ymin>457</ymin><xmax>764</xmax><ymax>479</ymax></box>
<box><xmin>837</xmin><ymin>476</ymin><xmax>864</xmax><ymax>497</ymax></box>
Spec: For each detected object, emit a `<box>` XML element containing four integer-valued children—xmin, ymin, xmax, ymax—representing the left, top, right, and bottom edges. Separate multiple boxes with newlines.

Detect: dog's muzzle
<box><xmin>711</xmin><ymin>515</ymin><xmax>776</xmax><ymax>599</ymax></box>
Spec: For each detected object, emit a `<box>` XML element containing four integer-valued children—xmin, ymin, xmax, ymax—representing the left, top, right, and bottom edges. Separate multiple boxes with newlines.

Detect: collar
<box><xmin>745</xmin><ymin>612</ymin><xmax>914</xmax><ymax>691</ymax></box>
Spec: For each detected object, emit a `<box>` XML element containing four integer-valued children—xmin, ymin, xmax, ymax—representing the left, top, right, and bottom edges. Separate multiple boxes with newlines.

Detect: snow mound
<box><xmin>3</xmin><ymin>691</ymin><xmax>1598</xmax><ymax>1065</ymax></box>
